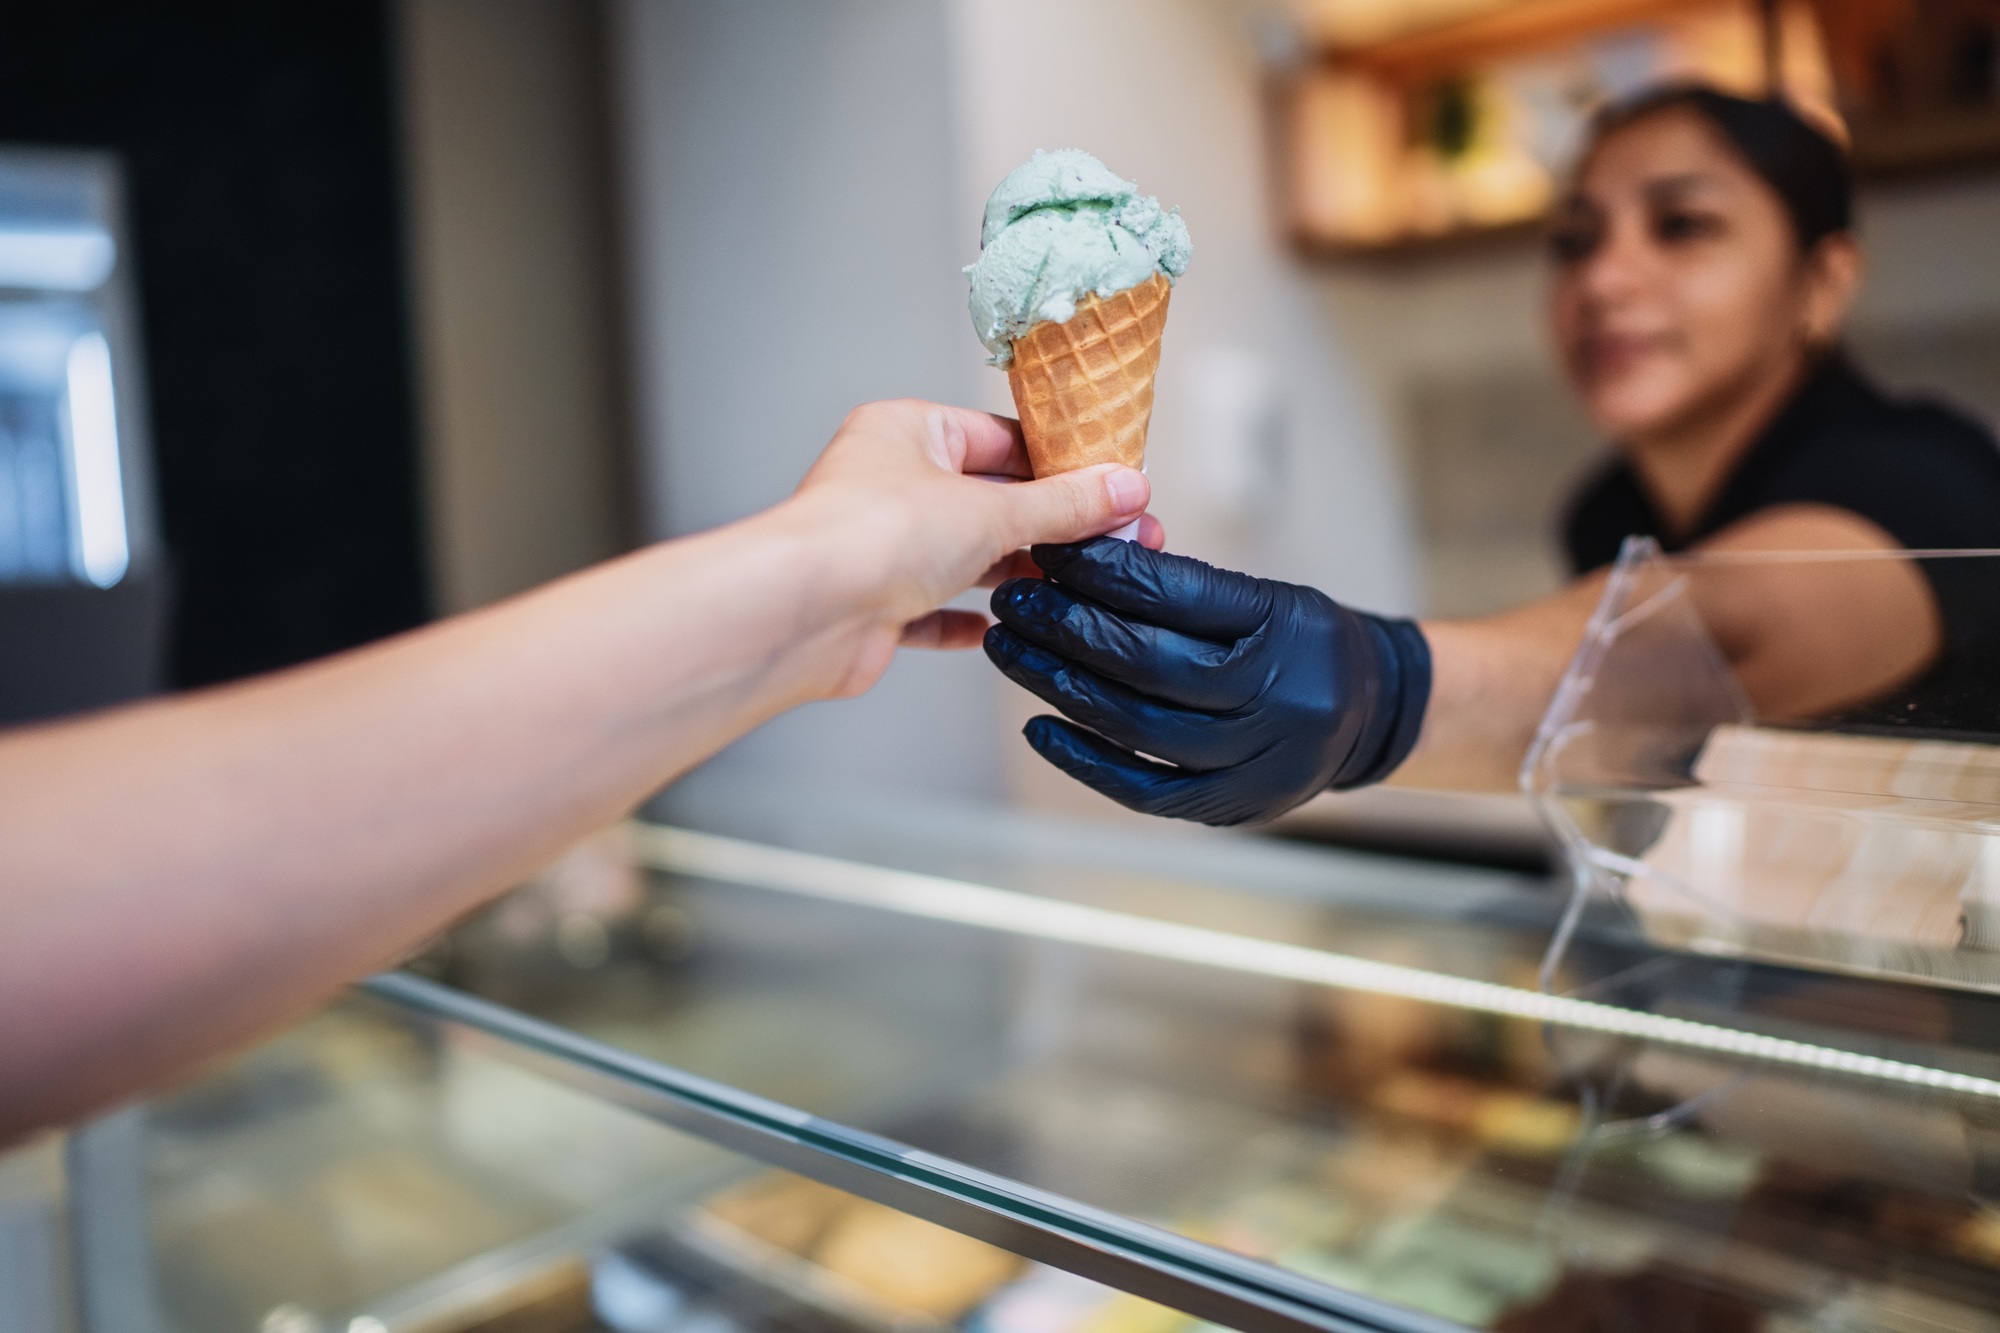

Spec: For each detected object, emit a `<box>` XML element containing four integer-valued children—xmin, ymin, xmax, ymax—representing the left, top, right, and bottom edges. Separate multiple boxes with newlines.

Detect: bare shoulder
<box><xmin>1693</xmin><ymin>504</ymin><xmax>1940</xmax><ymax>721</ymax></box>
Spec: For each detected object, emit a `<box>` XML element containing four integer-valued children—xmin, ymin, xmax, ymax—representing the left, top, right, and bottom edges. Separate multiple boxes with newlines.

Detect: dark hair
<box><xmin>1585</xmin><ymin>84</ymin><xmax>1853</xmax><ymax>250</ymax></box>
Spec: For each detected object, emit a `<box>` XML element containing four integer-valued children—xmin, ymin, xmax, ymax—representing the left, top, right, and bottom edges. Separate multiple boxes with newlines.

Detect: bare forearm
<box><xmin>1394</xmin><ymin>578</ymin><xmax>1604</xmax><ymax>791</ymax></box>
<box><xmin>0</xmin><ymin>395</ymin><xmax>1150</xmax><ymax>1139</ymax></box>
<box><xmin>0</xmin><ymin>499</ymin><xmax>866</xmax><ymax>1138</ymax></box>
<box><xmin>1392</xmin><ymin>505</ymin><xmax>1942</xmax><ymax>793</ymax></box>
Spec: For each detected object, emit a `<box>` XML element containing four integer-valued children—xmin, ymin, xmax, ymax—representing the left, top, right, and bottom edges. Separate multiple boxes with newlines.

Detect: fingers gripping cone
<box><xmin>1006</xmin><ymin>274</ymin><xmax>1171</xmax><ymax>529</ymax></box>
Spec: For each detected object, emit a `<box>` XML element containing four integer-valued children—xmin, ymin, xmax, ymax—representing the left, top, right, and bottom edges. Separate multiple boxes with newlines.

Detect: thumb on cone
<box><xmin>990</xmin><ymin>463</ymin><xmax>1148</xmax><ymax>550</ymax></box>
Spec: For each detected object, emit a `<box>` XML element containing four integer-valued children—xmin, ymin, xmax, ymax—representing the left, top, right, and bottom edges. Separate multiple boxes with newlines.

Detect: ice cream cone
<box><xmin>1006</xmin><ymin>272</ymin><xmax>1171</xmax><ymax>478</ymax></box>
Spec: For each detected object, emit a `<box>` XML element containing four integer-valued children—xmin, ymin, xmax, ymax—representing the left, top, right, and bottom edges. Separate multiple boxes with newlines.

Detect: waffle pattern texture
<box><xmin>1006</xmin><ymin>272</ymin><xmax>1171</xmax><ymax>476</ymax></box>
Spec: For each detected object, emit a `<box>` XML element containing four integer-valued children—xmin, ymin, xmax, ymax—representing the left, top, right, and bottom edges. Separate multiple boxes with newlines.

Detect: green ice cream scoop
<box><xmin>966</xmin><ymin>149</ymin><xmax>1191</xmax><ymax>368</ymax></box>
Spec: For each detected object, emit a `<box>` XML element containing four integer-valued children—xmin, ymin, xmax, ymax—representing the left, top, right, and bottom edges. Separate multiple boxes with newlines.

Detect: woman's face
<box><xmin>1547</xmin><ymin>107</ymin><xmax>1851</xmax><ymax>443</ymax></box>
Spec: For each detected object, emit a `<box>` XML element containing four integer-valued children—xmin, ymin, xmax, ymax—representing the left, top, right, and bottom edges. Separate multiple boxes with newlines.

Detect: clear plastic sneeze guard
<box><xmin>1525</xmin><ymin>539</ymin><xmax>2000</xmax><ymax>991</ymax></box>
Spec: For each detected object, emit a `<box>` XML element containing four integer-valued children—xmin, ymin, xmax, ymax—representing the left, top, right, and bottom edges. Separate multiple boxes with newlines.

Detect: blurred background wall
<box><xmin>398</xmin><ymin>0</ymin><xmax>635</xmax><ymax>616</ymax></box>
<box><xmin>608</xmin><ymin>0</ymin><xmax>1006</xmax><ymax>812</ymax></box>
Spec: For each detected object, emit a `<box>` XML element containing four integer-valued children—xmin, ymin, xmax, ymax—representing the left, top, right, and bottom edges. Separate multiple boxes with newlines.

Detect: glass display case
<box><xmin>12</xmin><ymin>775</ymin><xmax>2000</xmax><ymax>1333</ymax></box>
<box><xmin>15</xmin><ymin>542</ymin><xmax>2000</xmax><ymax>1333</ymax></box>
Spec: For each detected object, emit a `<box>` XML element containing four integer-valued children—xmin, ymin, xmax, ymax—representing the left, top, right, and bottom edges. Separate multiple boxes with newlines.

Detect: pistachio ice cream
<box><xmin>965</xmin><ymin>150</ymin><xmax>1190</xmax><ymax>368</ymax></box>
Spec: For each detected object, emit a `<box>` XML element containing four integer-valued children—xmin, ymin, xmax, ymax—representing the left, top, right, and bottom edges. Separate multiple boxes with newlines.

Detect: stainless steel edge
<box><xmin>358</xmin><ymin>972</ymin><xmax>1468</xmax><ymax>1333</ymax></box>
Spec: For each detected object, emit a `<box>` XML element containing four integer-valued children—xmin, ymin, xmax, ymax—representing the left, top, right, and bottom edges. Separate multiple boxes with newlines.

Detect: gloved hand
<box><xmin>984</xmin><ymin>539</ymin><xmax>1431</xmax><ymax>826</ymax></box>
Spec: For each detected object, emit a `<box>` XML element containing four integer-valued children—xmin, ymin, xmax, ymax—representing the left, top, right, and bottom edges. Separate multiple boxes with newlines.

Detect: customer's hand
<box><xmin>984</xmin><ymin>540</ymin><xmax>1431</xmax><ymax>825</ymax></box>
<box><xmin>785</xmin><ymin>400</ymin><xmax>1156</xmax><ymax>696</ymax></box>
<box><xmin>0</xmin><ymin>400</ymin><xmax>1147</xmax><ymax>1142</ymax></box>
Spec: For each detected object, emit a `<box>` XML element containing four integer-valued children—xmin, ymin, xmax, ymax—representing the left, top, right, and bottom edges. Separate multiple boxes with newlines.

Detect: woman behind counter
<box><xmin>987</xmin><ymin>84</ymin><xmax>2000</xmax><ymax>822</ymax></box>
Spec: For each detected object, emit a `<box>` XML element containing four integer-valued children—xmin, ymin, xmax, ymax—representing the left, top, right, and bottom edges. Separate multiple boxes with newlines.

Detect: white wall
<box><xmin>400</xmin><ymin>0</ymin><xmax>632</xmax><ymax>614</ymax></box>
<box><xmin>1849</xmin><ymin>174</ymin><xmax>2000</xmax><ymax>335</ymax></box>
<box><xmin>610</xmin><ymin>0</ymin><xmax>1004</xmax><ymax>804</ymax></box>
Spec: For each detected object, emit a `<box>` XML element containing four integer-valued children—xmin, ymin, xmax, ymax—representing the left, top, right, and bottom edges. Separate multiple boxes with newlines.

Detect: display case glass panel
<box><xmin>324</xmin><ymin>800</ymin><xmax>2000</xmax><ymax>1333</ymax></box>
<box><xmin>134</xmin><ymin>993</ymin><xmax>1167</xmax><ymax>1333</ymax></box>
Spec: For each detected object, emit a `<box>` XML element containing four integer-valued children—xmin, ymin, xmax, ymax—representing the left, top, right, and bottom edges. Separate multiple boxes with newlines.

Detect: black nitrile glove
<box><xmin>984</xmin><ymin>539</ymin><xmax>1431</xmax><ymax>826</ymax></box>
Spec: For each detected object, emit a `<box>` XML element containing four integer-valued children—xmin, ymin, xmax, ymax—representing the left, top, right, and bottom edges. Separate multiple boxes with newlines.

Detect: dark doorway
<box><xmin>0</xmin><ymin>1</ymin><xmax>431</xmax><ymax>689</ymax></box>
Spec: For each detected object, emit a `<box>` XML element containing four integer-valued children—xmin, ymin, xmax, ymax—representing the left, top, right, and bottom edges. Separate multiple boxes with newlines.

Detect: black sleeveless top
<box><xmin>1561</xmin><ymin>355</ymin><xmax>2000</xmax><ymax>736</ymax></box>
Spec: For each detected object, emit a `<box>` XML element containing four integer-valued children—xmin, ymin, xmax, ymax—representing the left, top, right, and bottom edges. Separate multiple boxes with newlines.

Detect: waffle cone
<box><xmin>1006</xmin><ymin>272</ymin><xmax>1170</xmax><ymax>477</ymax></box>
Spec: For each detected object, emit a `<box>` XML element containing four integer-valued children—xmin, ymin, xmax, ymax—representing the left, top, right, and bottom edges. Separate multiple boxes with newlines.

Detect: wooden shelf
<box><xmin>1321</xmin><ymin>0</ymin><xmax>1751</xmax><ymax>83</ymax></box>
<box><xmin>1851</xmin><ymin>106</ymin><xmax>2000</xmax><ymax>178</ymax></box>
<box><xmin>1281</xmin><ymin>0</ymin><xmax>2000</xmax><ymax>255</ymax></box>
<box><xmin>1291</xmin><ymin>217</ymin><xmax>1546</xmax><ymax>264</ymax></box>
